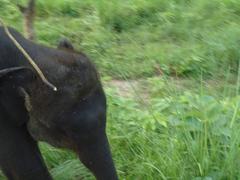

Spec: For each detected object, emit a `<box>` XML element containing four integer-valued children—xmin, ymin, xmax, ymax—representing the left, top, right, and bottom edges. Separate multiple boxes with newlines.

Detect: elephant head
<box><xmin>0</xmin><ymin>28</ymin><xmax>118</xmax><ymax>180</ymax></box>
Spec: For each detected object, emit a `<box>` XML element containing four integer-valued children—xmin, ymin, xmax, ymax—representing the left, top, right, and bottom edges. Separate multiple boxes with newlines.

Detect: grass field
<box><xmin>1</xmin><ymin>0</ymin><xmax>240</xmax><ymax>179</ymax></box>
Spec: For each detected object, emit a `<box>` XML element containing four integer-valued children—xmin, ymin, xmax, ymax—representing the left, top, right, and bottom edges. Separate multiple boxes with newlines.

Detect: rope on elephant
<box><xmin>0</xmin><ymin>18</ymin><xmax>58</xmax><ymax>91</ymax></box>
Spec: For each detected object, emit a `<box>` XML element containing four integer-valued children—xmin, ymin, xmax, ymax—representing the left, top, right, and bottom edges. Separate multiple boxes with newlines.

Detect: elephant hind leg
<box><xmin>0</xmin><ymin>123</ymin><xmax>52</xmax><ymax>180</ymax></box>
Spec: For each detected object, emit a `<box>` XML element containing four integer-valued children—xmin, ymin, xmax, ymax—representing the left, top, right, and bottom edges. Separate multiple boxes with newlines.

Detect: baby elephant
<box><xmin>0</xmin><ymin>26</ymin><xmax>118</xmax><ymax>180</ymax></box>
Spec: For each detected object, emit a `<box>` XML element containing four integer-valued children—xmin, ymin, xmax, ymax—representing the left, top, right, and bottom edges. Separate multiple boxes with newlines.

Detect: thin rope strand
<box><xmin>0</xmin><ymin>18</ymin><xmax>57</xmax><ymax>91</ymax></box>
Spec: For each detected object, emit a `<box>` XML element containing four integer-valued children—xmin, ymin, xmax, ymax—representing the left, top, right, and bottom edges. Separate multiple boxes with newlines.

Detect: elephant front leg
<box><xmin>77</xmin><ymin>131</ymin><xmax>118</xmax><ymax>180</ymax></box>
<box><xmin>0</xmin><ymin>123</ymin><xmax>52</xmax><ymax>180</ymax></box>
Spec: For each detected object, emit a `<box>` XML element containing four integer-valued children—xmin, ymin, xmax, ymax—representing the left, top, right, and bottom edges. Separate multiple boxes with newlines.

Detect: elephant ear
<box><xmin>0</xmin><ymin>67</ymin><xmax>36</xmax><ymax>125</ymax></box>
<box><xmin>57</xmin><ymin>38</ymin><xmax>74</xmax><ymax>51</ymax></box>
<box><xmin>0</xmin><ymin>67</ymin><xmax>36</xmax><ymax>87</ymax></box>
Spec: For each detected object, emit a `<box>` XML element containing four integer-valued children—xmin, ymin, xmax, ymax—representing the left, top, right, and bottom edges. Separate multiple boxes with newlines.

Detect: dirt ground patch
<box><xmin>104</xmin><ymin>79</ymin><xmax>150</xmax><ymax>101</ymax></box>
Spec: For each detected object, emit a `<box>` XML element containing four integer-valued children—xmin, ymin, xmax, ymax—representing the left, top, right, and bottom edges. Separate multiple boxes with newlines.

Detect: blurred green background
<box><xmin>1</xmin><ymin>0</ymin><xmax>240</xmax><ymax>179</ymax></box>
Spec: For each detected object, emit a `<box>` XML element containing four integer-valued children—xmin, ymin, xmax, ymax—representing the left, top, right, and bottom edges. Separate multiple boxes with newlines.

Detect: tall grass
<box><xmin>1</xmin><ymin>0</ymin><xmax>240</xmax><ymax>78</ymax></box>
<box><xmin>105</xmin><ymin>74</ymin><xmax>240</xmax><ymax>179</ymax></box>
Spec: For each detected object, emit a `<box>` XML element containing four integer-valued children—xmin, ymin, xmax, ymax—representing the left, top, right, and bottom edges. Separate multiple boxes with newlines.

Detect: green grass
<box><xmin>104</xmin><ymin>75</ymin><xmax>240</xmax><ymax>179</ymax></box>
<box><xmin>1</xmin><ymin>0</ymin><xmax>240</xmax><ymax>179</ymax></box>
<box><xmin>2</xmin><ymin>0</ymin><xmax>240</xmax><ymax>78</ymax></box>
